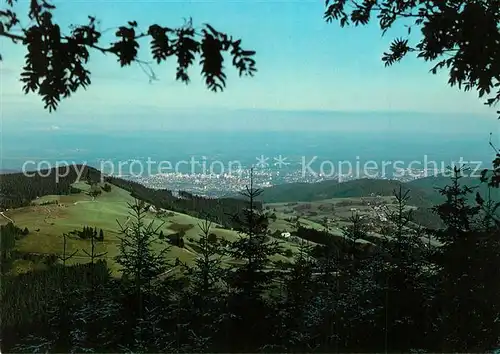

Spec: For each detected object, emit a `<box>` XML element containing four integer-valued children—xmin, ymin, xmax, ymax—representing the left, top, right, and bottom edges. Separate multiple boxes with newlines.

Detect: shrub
<box><xmin>167</xmin><ymin>232</ymin><xmax>185</xmax><ymax>248</ymax></box>
<box><xmin>208</xmin><ymin>233</ymin><xmax>218</xmax><ymax>243</ymax></box>
<box><xmin>44</xmin><ymin>254</ymin><xmax>58</xmax><ymax>266</ymax></box>
<box><xmin>69</xmin><ymin>186</ymin><xmax>82</xmax><ymax>194</ymax></box>
<box><xmin>284</xmin><ymin>249</ymin><xmax>294</xmax><ymax>258</ymax></box>
<box><xmin>40</xmin><ymin>200</ymin><xmax>58</xmax><ymax>206</ymax></box>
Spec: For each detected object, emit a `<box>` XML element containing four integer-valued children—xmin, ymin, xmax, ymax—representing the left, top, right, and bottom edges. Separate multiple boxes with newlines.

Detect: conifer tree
<box><xmin>471</xmin><ymin>183</ymin><xmax>500</xmax><ymax>352</ymax></box>
<box><xmin>116</xmin><ymin>199</ymin><xmax>172</xmax><ymax>292</ymax></box>
<box><xmin>432</xmin><ymin>167</ymin><xmax>500</xmax><ymax>351</ymax></box>
<box><xmin>69</xmin><ymin>260</ymin><xmax>112</xmax><ymax>353</ymax></box>
<box><xmin>226</xmin><ymin>168</ymin><xmax>283</xmax><ymax>298</ymax></box>
<box><xmin>114</xmin><ymin>199</ymin><xmax>172</xmax><ymax>351</ymax></box>
<box><xmin>0</xmin><ymin>224</ymin><xmax>16</xmax><ymax>265</ymax></box>
<box><xmin>378</xmin><ymin>186</ymin><xmax>429</xmax><ymax>351</ymax></box>
<box><xmin>82</xmin><ymin>230</ymin><xmax>108</xmax><ymax>292</ymax></box>
<box><xmin>277</xmin><ymin>238</ymin><xmax>317</xmax><ymax>351</ymax></box>
<box><xmin>29</xmin><ymin>233</ymin><xmax>79</xmax><ymax>352</ymax></box>
<box><xmin>189</xmin><ymin>218</ymin><xmax>225</xmax><ymax>297</ymax></box>
<box><xmin>181</xmin><ymin>218</ymin><xmax>226</xmax><ymax>351</ymax></box>
<box><xmin>334</xmin><ymin>213</ymin><xmax>384</xmax><ymax>351</ymax></box>
<box><xmin>223</xmin><ymin>168</ymin><xmax>284</xmax><ymax>351</ymax></box>
<box><xmin>85</xmin><ymin>170</ymin><xmax>92</xmax><ymax>186</ymax></box>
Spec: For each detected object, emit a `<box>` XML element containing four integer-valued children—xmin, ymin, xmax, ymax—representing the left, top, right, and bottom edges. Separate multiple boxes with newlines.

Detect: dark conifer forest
<box><xmin>1</xmin><ymin>166</ymin><xmax>500</xmax><ymax>352</ymax></box>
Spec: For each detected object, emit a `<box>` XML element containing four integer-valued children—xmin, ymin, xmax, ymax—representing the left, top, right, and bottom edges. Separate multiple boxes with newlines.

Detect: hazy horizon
<box><xmin>2</xmin><ymin>108</ymin><xmax>498</xmax><ymax>135</ymax></box>
<box><xmin>2</xmin><ymin>0</ymin><xmax>499</xmax><ymax>173</ymax></box>
<box><xmin>1</xmin><ymin>128</ymin><xmax>496</xmax><ymax>173</ymax></box>
<box><xmin>2</xmin><ymin>0</ymin><xmax>498</xmax><ymax>132</ymax></box>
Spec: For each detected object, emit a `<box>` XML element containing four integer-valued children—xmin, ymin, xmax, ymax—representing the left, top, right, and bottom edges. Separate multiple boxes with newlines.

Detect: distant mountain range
<box><xmin>0</xmin><ymin>169</ymin><xmax>19</xmax><ymax>174</ymax></box>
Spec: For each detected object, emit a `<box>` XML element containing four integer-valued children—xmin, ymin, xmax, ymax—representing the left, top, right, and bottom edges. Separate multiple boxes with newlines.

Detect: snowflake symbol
<box><xmin>273</xmin><ymin>155</ymin><xmax>289</xmax><ymax>168</ymax></box>
<box><xmin>255</xmin><ymin>155</ymin><xmax>269</xmax><ymax>168</ymax></box>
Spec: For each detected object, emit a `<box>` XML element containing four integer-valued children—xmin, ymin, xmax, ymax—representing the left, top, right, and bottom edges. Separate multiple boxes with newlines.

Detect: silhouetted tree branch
<box><xmin>324</xmin><ymin>0</ymin><xmax>500</xmax><ymax>115</ymax></box>
<box><xmin>1</xmin><ymin>0</ymin><xmax>257</xmax><ymax>111</ymax></box>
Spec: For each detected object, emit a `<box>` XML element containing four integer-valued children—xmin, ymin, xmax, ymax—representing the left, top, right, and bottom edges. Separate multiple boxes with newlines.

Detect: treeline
<box><xmin>1</xmin><ymin>223</ymin><xmax>29</xmax><ymax>266</ymax></box>
<box><xmin>0</xmin><ymin>166</ymin><xmax>96</xmax><ymax>209</ymax></box>
<box><xmin>2</xmin><ymin>168</ymin><xmax>500</xmax><ymax>353</ymax></box>
<box><xmin>69</xmin><ymin>226</ymin><xmax>105</xmax><ymax>241</ymax></box>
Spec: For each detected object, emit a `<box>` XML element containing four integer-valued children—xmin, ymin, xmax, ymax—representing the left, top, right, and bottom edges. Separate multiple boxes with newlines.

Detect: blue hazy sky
<box><xmin>1</xmin><ymin>0</ymin><xmax>498</xmax><ymax>135</ymax></box>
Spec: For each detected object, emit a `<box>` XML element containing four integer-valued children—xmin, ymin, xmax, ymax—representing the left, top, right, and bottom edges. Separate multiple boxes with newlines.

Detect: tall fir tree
<box><xmin>223</xmin><ymin>168</ymin><xmax>284</xmax><ymax>351</ymax></box>
<box><xmin>378</xmin><ymin>186</ymin><xmax>430</xmax><ymax>351</ymax></box>
<box><xmin>431</xmin><ymin>166</ymin><xmax>486</xmax><ymax>351</ymax></box>
<box><xmin>114</xmin><ymin>199</ymin><xmax>173</xmax><ymax>352</ymax></box>
<box><xmin>275</xmin><ymin>238</ymin><xmax>317</xmax><ymax>352</ymax></box>
<box><xmin>180</xmin><ymin>218</ymin><xmax>227</xmax><ymax>352</ymax></box>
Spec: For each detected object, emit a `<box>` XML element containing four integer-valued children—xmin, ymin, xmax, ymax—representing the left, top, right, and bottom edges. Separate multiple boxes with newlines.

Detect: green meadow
<box><xmin>1</xmin><ymin>182</ymin><xmax>300</xmax><ymax>276</ymax></box>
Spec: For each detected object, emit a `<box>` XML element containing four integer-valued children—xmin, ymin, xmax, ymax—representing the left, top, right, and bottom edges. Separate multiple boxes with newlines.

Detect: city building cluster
<box><xmin>125</xmin><ymin>165</ymin><xmax>435</xmax><ymax>197</ymax></box>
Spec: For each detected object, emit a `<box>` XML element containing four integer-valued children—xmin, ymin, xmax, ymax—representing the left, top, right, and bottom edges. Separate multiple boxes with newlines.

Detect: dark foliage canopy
<box><xmin>324</xmin><ymin>0</ymin><xmax>500</xmax><ymax>115</ymax></box>
<box><xmin>1</xmin><ymin>0</ymin><xmax>257</xmax><ymax>111</ymax></box>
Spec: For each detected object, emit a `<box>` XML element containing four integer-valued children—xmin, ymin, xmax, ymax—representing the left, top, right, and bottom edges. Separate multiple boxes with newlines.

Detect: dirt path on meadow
<box><xmin>0</xmin><ymin>211</ymin><xmax>14</xmax><ymax>223</ymax></box>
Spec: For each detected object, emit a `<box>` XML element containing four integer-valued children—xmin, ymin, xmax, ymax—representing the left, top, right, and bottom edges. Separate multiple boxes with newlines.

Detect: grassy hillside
<box><xmin>0</xmin><ymin>165</ymin><xmax>256</xmax><ymax>230</ymax></box>
<box><xmin>1</xmin><ymin>181</ymin><xmax>297</xmax><ymax>276</ymax></box>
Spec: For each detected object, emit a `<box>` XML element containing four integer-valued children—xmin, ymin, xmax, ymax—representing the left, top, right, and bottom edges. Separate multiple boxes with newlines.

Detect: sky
<box><xmin>0</xmin><ymin>0</ymin><xmax>499</xmax><ymax>135</ymax></box>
